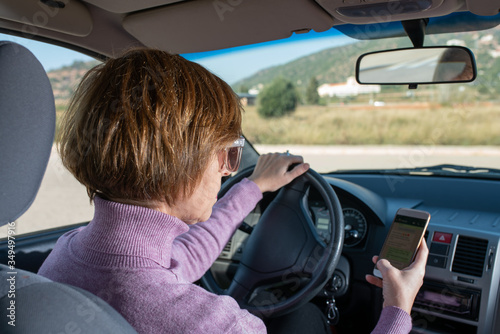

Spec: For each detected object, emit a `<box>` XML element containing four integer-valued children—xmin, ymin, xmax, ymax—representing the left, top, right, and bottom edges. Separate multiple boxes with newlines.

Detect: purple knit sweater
<box><xmin>38</xmin><ymin>178</ymin><xmax>411</xmax><ymax>333</ymax></box>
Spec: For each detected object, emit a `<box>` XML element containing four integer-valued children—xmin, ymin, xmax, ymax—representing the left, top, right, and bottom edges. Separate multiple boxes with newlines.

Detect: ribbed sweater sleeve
<box><xmin>372</xmin><ymin>306</ymin><xmax>412</xmax><ymax>334</ymax></box>
<box><xmin>171</xmin><ymin>178</ymin><xmax>263</xmax><ymax>282</ymax></box>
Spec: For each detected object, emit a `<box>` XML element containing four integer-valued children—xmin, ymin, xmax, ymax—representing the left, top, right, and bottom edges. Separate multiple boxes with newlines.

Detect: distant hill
<box><xmin>232</xmin><ymin>38</ymin><xmax>412</xmax><ymax>92</ymax></box>
<box><xmin>48</xmin><ymin>60</ymin><xmax>99</xmax><ymax>104</ymax></box>
<box><xmin>233</xmin><ymin>27</ymin><xmax>500</xmax><ymax>94</ymax></box>
<box><xmin>47</xmin><ymin>26</ymin><xmax>500</xmax><ymax>105</ymax></box>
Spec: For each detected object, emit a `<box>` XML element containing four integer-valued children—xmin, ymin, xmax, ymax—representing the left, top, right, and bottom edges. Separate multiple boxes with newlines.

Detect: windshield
<box><xmin>184</xmin><ymin>27</ymin><xmax>500</xmax><ymax>174</ymax></box>
<box><xmin>1</xmin><ymin>22</ymin><xmax>500</xmax><ymax>237</ymax></box>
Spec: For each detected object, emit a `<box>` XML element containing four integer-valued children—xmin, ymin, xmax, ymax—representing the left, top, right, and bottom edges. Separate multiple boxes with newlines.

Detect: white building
<box><xmin>446</xmin><ymin>39</ymin><xmax>466</xmax><ymax>47</ymax></box>
<box><xmin>317</xmin><ymin>77</ymin><xmax>381</xmax><ymax>98</ymax></box>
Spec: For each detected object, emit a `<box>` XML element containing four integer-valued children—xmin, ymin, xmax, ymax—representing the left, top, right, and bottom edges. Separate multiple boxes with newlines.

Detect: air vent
<box><xmin>452</xmin><ymin>236</ymin><xmax>488</xmax><ymax>277</ymax></box>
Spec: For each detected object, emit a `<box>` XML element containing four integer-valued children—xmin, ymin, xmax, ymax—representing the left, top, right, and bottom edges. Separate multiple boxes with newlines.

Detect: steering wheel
<box><xmin>202</xmin><ymin>166</ymin><xmax>344</xmax><ymax>318</ymax></box>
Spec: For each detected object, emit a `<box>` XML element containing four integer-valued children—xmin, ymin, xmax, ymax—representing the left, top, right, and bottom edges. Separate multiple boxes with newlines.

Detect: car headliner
<box><xmin>0</xmin><ymin>0</ymin><xmax>499</xmax><ymax>60</ymax></box>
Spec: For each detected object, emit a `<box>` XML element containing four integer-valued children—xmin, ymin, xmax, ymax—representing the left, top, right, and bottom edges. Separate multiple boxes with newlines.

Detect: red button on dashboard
<box><xmin>433</xmin><ymin>232</ymin><xmax>453</xmax><ymax>244</ymax></box>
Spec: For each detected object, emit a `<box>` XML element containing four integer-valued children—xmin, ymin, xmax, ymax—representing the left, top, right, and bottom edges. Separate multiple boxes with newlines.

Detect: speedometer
<box><xmin>343</xmin><ymin>208</ymin><xmax>367</xmax><ymax>247</ymax></box>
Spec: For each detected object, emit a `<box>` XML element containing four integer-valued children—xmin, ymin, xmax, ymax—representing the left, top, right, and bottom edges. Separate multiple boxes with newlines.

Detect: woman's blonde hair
<box><xmin>58</xmin><ymin>48</ymin><xmax>242</xmax><ymax>206</ymax></box>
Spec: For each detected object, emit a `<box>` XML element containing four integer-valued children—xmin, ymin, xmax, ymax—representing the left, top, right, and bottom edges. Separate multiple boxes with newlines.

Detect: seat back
<box><xmin>0</xmin><ymin>41</ymin><xmax>137</xmax><ymax>333</ymax></box>
<box><xmin>0</xmin><ymin>41</ymin><xmax>55</xmax><ymax>225</ymax></box>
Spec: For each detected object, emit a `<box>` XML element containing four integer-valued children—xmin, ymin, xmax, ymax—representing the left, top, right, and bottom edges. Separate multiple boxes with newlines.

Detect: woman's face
<box><xmin>167</xmin><ymin>152</ymin><xmax>230</xmax><ymax>224</ymax></box>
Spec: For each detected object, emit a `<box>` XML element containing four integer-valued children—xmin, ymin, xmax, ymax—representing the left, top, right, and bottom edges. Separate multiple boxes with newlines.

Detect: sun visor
<box><xmin>84</xmin><ymin>0</ymin><xmax>184</xmax><ymax>14</ymax></box>
<box><xmin>123</xmin><ymin>0</ymin><xmax>334</xmax><ymax>54</ymax></box>
<box><xmin>0</xmin><ymin>0</ymin><xmax>92</xmax><ymax>37</ymax></box>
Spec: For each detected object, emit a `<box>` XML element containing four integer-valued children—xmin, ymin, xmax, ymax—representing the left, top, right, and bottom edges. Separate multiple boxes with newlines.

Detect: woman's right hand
<box><xmin>365</xmin><ymin>240</ymin><xmax>429</xmax><ymax>314</ymax></box>
<box><xmin>248</xmin><ymin>152</ymin><xmax>309</xmax><ymax>193</ymax></box>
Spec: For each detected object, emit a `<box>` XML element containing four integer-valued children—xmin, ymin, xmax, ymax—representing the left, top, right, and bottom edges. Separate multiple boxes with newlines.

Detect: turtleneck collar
<box><xmin>70</xmin><ymin>196</ymin><xmax>189</xmax><ymax>268</ymax></box>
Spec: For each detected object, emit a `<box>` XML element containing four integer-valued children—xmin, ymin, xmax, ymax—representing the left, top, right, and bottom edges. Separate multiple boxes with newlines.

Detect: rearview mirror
<box><xmin>356</xmin><ymin>46</ymin><xmax>476</xmax><ymax>85</ymax></box>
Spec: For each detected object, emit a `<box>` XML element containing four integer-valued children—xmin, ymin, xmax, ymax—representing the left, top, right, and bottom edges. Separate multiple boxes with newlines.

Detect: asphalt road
<box><xmin>2</xmin><ymin>145</ymin><xmax>500</xmax><ymax>236</ymax></box>
<box><xmin>255</xmin><ymin>145</ymin><xmax>500</xmax><ymax>172</ymax></box>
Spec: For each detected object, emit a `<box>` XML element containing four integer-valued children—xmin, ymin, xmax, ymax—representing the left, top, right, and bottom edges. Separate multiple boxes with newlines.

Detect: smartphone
<box><xmin>373</xmin><ymin>208</ymin><xmax>430</xmax><ymax>279</ymax></box>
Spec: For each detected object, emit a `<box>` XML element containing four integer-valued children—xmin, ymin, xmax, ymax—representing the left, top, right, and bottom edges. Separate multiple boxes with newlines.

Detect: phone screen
<box><xmin>378</xmin><ymin>213</ymin><xmax>428</xmax><ymax>270</ymax></box>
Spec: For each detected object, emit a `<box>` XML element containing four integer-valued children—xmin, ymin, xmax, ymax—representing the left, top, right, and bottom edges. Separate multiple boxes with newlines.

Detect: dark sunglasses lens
<box><xmin>227</xmin><ymin>147</ymin><xmax>242</xmax><ymax>172</ymax></box>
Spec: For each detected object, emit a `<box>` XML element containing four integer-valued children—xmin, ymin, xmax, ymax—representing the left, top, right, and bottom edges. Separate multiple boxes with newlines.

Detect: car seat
<box><xmin>0</xmin><ymin>40</ymin><xmax>137</xmax><ymax>333</ymax></box>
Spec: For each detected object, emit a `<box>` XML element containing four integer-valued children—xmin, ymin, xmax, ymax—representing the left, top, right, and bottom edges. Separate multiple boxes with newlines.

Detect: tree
<box><xmin>305</xmin><ymin>77</ymin><xmax>320</xmax><ymax>105</ymax></box>
<box><xmin>257</xmin><ymin>77</ymin><xmax>298</xmax><ymax>118</ymax></box>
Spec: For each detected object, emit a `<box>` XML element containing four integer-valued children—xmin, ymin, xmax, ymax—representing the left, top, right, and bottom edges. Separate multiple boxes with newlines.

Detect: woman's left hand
<box><xmin>365</xmin><ymin>240</ymin><xmax>429</xmax><ymax>315</ymax></box>
<box><xmin>248</xmin><ymin>152</ymin><xmax>310</xmax><ymax>193</ymax></box>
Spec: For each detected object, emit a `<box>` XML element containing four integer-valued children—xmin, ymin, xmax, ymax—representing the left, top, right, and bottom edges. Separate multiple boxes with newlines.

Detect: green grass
<box><xmin>242</xmin><ymin>102</ymin><xmax>500</xmax><ymax>146</ymax></box>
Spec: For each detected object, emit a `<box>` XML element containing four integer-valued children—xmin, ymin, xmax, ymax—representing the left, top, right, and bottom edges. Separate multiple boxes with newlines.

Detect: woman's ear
<box><xmin>217</xmin><ymin>150</ymin><xmax>231</xmax><ymax>176</ymax></box>
<box><xmin>217</xmin><ymin>150</ymin><xmax>226</xmax><ymax>172</ymax></box>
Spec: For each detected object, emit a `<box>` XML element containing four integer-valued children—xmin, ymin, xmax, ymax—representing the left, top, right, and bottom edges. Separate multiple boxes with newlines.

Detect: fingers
<box><xmin>366</xmin><ymin>254</ymin><xmax>384</xmax><ymax>288</ymax></box>
<box><xmin>248</xmin><ymin>152</ymin><xmax>309</xmax><ymax>193</ymax></box>
<box><xmin>365</xmin><ymin>274</ymin><xmax>383</xmax><ymax>288</ymax></box>
<box><xmin>413</xmin><ymin>239</ymin><xmax>429</xmax><ymax>267</ymax></box>
<box><xmin>404</xmin><ymin>239</ymin><xmax>429</xmax><ymax>272</ymax></box>
<box><xmin>287</xmin><ymin>161</ymin><xmax>310</xmax><ymax>180</ymax></box>
<box><xmin>368</xmin><ymin>241</ymin><xmax>429</xmax><ymax>315</ymax></box>
<box><xmin>376</xmin><ymin>258</ymin><xmax>393</xmax><ymax>276</ymax></box>
<box><xmin>274</xmin><ymin>153</ymin><xmax>309</xmax><ymax>186</ymax></box>
<box><xmin>273</xmin><ymin>152</ymin><xmax>305</xmax><ymax>169</ymax></box>
<box><xmin>255</xmin><ymin>152</ymin><xmax>302</xmax><ymax>171</ymax></box>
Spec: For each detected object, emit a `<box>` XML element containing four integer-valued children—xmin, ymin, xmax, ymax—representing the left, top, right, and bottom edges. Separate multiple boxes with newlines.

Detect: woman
<box><xmin>39</xmin><ymin>49</ymin><xmax>427</xmax><ymax>333</ymax></box>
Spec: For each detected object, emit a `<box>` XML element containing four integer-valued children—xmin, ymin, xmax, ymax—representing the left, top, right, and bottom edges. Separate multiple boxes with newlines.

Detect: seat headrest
<box><xmin>0</xmin><ymin>41</ymin><xmax>55</xmax><ymax>226</ymax></box>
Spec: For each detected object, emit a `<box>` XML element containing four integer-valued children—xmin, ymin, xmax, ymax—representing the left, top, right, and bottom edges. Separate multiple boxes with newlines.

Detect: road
<box><xmin>359</xmin><ymin>49</ymin><xmax>441</xmax><ymax>83</ymax></box>
<box><xmin>2</xmin><ymin>145</ymin><xmax>500</xmax><ymax>236</ymax></box>
<box><xmin>255</xmin><ymin>145</ymin><xmax>500</xmax><ymax>172</ymax></box>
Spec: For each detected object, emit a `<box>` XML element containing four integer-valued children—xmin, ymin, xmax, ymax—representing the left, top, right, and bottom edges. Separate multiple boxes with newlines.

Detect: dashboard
<box><xmin>309</xmin><ymin>201</ymin><xmax>368</xmax><ymax>247</ymax></box>
<box><xmin>328</xmin><ymin>174</ymin><xmax>500</xmax><ymax>334</ymax></box>
<box><xmin>212</xmin><ymin>173</ymin><xmax>500</xmax><ymax>333</ymax></box>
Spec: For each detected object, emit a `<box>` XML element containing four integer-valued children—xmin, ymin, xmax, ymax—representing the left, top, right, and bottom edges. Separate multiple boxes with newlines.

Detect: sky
<box><xmin>0</xmin><ymin>30</ymin><xmax>353</xmax><ymax>84</ymax></box>
<box><xmin>182</xmin><ymin>31</ymin><xmax>354</xmax><ymax>84</ymax></box>
<box><xmin>0</xmin><ymin>33</ymin><xmax>93</xmax><ymax>71</ymax></box>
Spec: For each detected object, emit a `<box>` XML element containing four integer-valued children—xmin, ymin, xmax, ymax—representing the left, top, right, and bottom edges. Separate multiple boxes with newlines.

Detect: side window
<box><xmin>0</xmin><ymin>34</ymin><xmax>98</xmax><ymax>236</ymax></box>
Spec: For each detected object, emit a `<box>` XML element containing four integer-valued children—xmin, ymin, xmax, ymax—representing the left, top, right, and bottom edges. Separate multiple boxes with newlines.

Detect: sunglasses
<box><xmin>223</xmin><ymin>136</ymin><xmax>245</xmax><ymax>173</ymax></box>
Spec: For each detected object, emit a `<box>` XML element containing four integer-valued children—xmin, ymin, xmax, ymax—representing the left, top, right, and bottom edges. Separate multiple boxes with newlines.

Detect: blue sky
<box><xmin>182</xmin><ymin>31</ymin><xmax>354</xmax><ymax>84</ymax></box>
<box><xmin>0</xmin><ymin>33</ymin><xmax>93</xmax><ymax>71</ymax></box>
<box><xmin>0</xmin><ymin>30</ymin><xmax>353</xmax><ymax>84</ymax></box>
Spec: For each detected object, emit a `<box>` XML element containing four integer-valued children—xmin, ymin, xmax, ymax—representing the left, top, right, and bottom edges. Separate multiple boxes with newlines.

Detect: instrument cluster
<box><xmin>309</xmin><ymin>200</ymin><xmax>368</xmax><ymax>247</ymax></box>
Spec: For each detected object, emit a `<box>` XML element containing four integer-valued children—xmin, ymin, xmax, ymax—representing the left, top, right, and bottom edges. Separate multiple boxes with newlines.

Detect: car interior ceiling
<box><xmin>0</xmin><ymin>1</ymin><xmax>497</xmax><ymax>57</ymax></box>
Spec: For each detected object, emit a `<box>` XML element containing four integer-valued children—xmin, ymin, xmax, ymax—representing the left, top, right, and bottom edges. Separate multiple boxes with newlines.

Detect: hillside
<box><xmin>48</xmin><ymin>60</ymin><xmax>100</xmax><ymax>104</ymax></box>
<box><xmin>233</xmin><ymin>38</ymin><xmax>411</xmax><ymax>92</ymax></box>
<box><xmin>46</xmin><ymin>26</ymin><xmax>500</xmax><ymax>105</ymax></box>
<box><xmin>233</xmin><ymin>27</ymin><xmax>500</xmax><ymax>94</ymax></box>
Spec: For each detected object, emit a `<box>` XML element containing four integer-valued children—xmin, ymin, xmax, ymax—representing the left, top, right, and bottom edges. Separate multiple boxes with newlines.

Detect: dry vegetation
<box><xmin>242</xmin><ymin>102</ymin><xmax>500</xmax><ymax>146</ymax></box>
<box><xmin>54</xmin><ymin>100</ymin><xmax>500</xmax><ymax>146</ymax></box>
